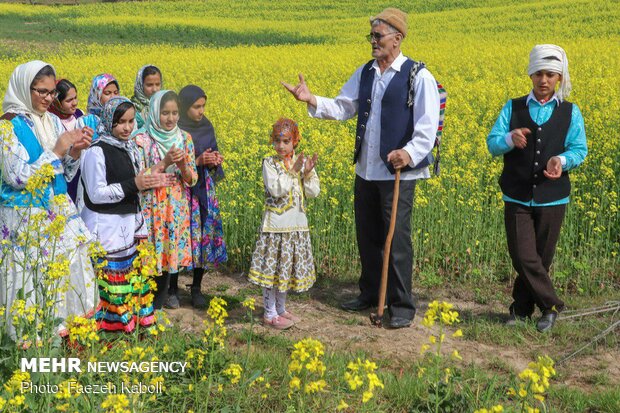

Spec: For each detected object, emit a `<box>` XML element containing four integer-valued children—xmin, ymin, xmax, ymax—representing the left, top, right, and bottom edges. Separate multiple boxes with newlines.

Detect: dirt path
<box><xmin>166</xmin><ymin>271</ymin><xmax>620</xmax><ymax>390</ymax></box>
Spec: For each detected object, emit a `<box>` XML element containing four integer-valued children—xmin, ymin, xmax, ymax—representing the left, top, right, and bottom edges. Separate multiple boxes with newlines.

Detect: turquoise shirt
<box><xmin>486</xmin><ymin>91</ymin><xmax>587</xmax><ymax>207</ymax></box>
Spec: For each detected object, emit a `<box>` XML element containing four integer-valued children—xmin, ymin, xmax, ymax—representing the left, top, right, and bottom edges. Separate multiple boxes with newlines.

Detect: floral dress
<box><xmin>190</xmin><ymin>166</ymin><xmax>227</xmax><ymax>269</ymax></box>
<box><xmin>135</xmin><ymin>130</ymin><xmax>198</xmax><ymax>274</ymax></box>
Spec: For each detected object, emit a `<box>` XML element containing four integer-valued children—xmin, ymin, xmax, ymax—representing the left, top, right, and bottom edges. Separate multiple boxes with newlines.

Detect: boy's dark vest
<box><xmin>356</xmin><ymin>58</ymin><xmax>419</xmax><ymax>174</ymax></box>
<box><xmin>500</xmin><ymin>96</ymin><xmax>573</xmax><ymax>204</ymax></box>
<box><xmin>83</xmin><ymin>141</ymin><xmax>140</xmax><ymax>214</ymax></box>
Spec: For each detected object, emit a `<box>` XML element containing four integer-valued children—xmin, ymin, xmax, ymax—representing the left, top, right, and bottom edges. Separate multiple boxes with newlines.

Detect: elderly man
<box><xmin>282</xmin><ymin>8</ymin><xmax>440</xmax><ymax>328</ymax></box>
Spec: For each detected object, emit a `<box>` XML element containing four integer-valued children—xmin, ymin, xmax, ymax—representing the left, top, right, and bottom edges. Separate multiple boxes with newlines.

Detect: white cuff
<box><xmin>402</xmin><ymin>145</ymin><xmax>416</xmax><ymax>168</ymax></box>
<box><xmin>558</xmin><ymin>155</ymin><xmax>567</xmax><ymax>167</ymax></box>
<box><xmin>505</xmin><ymin>132</ymin><xmax>515</xmax><ymax>148</ymax></box>
<box><xmin>307</xmin><ymin>96</ymin><xmax>325</xmax><ymax>118</ymax></box>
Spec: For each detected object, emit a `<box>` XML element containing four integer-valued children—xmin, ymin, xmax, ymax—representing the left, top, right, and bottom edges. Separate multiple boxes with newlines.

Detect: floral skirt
<box><xmin>249</xmin><ymin>231</ymin><xmax>315</xmax><ymax>293</ymax></box>
<box><xmin>95</xmin><ymin>251</ymin><xmax>155</xmax><ymax>334</ymax></box>
<box><xmin>190</xmin><ymin>172</ymin><xmax>227</xmax><ymax>269</ymax></box>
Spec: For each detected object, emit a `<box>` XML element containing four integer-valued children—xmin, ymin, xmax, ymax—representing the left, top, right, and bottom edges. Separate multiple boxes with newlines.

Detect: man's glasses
<box><xmin>30</xmin><ymin>88</ymin><xmax>58</xmax><ymax>98</ymax></box>
<box><xmin>366</xmin><ymin>32</ymin><xmax>397</xmax><ymax>43</ymax></box>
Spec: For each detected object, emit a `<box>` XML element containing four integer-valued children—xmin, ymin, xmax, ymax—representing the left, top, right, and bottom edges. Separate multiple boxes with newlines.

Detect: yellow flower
<box><xmin>100</xmin><ymin>394</ymin><xmax>130</xmax><ymax>413</ymax></box>
<box><xmin>305</xmin><ymin>357</ymin><xmax>326</xmax><ymax>375</ymax></box>
<box><xmin>289</xmin><ymin>376</ymin><xmax>301</xmax><ymax>392</ymax></box>
<box><xmin>55</xmin><ymin>402</ymin><xmax>70</xmax><ymax>411</ymax></box>
<box><xmin>304</xmin><ymin>379</ymin><xmax>326</xmax><ymax>394</ymax></box>
<box><xmin>345</xmin><ymin>372</ymin><xmax>363</xmax><ymax>390</ymax></box>
<box><xmin>367</xmin><ymin>372</ymin><xmax>384</xmax><ymax>391</ymax></box>
<box><xmin>452</xmin><ymin>329</ymin><xmax>463</xmax><ymax>338</ymax></box>
<box><xmin>475</xmin><ymin>407</ymin><xmax>503</xmax><ymax>413</ymax></box>
<box><xmin>336</xmin><ymin>399</ymin><xmax>349</xmax><ymax>411</ymax></box>
<box><xmin>223</xmin><ymin>363</ymin><xmax>243</xmax><ymax>384</ymax></box>
<box><xmin>25</xmin><ymin>163</ymin><xmax>55</xmax><ymax>194</ymax></box>
<box><xmin>362</xmin><ymin>390</ymin><xmax>373</xmax><ymax>403</ymax></box>
<box><xmin>4</xmin><ymin>371</ymin><xmax>31</xmax><ymax>393</ymax></box>
<box><xmin>241</xmin><ymin>297</ymin><xmax>256</xmax><ymax>311</ymax></box>
<box><xmin>8</xmin><ymin>395</ymin><xmax>25</xmax><ymax>406</ymax></box>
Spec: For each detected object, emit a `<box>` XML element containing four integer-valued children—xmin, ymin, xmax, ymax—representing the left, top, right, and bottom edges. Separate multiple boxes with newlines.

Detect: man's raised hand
<box><xmin>281</xmin><ymin>73</ymin><xmax>317</xmax><ymax>108</ymax></box>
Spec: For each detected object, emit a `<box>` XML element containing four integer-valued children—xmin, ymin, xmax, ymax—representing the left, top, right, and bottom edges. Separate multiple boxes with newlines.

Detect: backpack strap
<box><xmin>407</xmin><ymin>60</ymin><xmax>426</xmax><ymax>107</ymax></box>
<box><xmin>406</xmin><ymin>60</ymin><xmax>447</xmax><ymax>176</ymax></box>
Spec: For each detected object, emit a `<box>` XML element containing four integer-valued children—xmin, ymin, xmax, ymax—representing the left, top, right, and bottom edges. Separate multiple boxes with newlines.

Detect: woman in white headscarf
<box><xmin>486</xmin><ymin>44</ymin><xmax>587</xmax><ymax>333</ymax></box>
<box><xmin>0</xmin><ymin>60</ymin><xmax>98</xmax><ymax>340</ymax></box>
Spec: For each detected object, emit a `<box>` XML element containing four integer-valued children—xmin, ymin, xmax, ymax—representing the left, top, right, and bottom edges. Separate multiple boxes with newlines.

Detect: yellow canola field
<box><xmin>0</xmin><ymin>0</ymin><xmax>618</xmax><ymax>289</ymax></box>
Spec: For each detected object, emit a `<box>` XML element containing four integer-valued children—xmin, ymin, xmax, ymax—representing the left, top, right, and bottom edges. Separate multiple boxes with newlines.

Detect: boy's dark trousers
<box><xmin>354</xmin><ymin>175</ymin><xmax>417</xmax><ymax>321</ymax></box>
<box><xmin>504</xmin><ymin>202</ymin><xmax>566</xmax><ymax>316</ymax></box>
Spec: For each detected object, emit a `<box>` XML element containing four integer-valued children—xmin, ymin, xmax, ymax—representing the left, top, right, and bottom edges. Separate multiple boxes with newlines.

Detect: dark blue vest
<box><xmin>355</xmin><ymin>58</ymin><xmax>432</xmax><ymax>174</ymax></box>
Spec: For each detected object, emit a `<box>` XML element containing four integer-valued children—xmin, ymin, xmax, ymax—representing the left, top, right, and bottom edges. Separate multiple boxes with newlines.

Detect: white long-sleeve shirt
<box><xmin>79</xmin><ymin>146</ymin><xmax>145</xmax><ymax>257</ymax></box>
<box><xmin>260</xmin><ymin>155</ymin><xmax>320</xmax><ymax>232</ymax></box>
<box><xmin>309</xmin><ymin>52</ymin><xmax>439</xmax><ymax>181</ymax></box>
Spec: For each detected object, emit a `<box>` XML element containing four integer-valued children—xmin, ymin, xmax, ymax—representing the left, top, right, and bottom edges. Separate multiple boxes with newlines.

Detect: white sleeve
<box><xmin>0</xmin><ymin>121</ymin><xmax>63</xmax><ymax>189</ymax></box>
<box><xmin>81</xmin><ymin>147</ymin><xmax>125</xmax><ymax>204</ymax></box>
<box><xmin>263</xmin><ymin>159</ymin><xmax>294</xmax><ymax>198</ymax></box>
<box><xmin>308</xmin><ymin>65</ymin><xmax>364</xmax><ymax>121</ymax></box>
<box><xmin>402</xmin><ymin>68</ymin><xmax>440</xmax><ymax>168</ymax></box>
<box><xmin>302</xmin><ymin>168</ymin><xmax>320</xmax><ymax>199</ymax></box>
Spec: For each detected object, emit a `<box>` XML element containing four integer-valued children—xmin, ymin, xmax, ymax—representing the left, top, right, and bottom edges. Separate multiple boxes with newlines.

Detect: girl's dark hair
<box><xmin>30</xmin><ymin>65</ymin><xmax>56</xmax><ymax>87</ymax></box>
<box><xmin>112</xmin><ymin>102</ymin><xmax>135</xmax><ymax>127</ymax></box>
<box><xmin>160</xmin><ymin>91</ymin><xmax>179</xmax><ymax>110</ymax></box>
<box><xmin>56</xmin><ymin>79</ymin><xmax>77</xmax><ymax>102</ymax></box>
<box><xmin>142</xmin><ymin>66</ymin><xmax>162</xmax><ymax>82</ymax></box>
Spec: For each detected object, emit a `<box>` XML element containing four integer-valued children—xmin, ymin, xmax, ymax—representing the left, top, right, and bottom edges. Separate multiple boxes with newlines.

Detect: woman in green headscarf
<box><xmin>131</xmin><ymin>65</ymin><xmax>163</xmax><ymax>129</ymax></box>
<box><xmin>134</xmin><ymin>90</ymin><xmax>198</xmax><ymax>310</ymax></box>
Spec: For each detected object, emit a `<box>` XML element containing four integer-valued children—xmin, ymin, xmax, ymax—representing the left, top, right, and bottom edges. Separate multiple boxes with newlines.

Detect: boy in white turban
<box><xmin>486</xmin><ymin>44</ymin><xmax>587</xmax><ymax>333</ymax></box>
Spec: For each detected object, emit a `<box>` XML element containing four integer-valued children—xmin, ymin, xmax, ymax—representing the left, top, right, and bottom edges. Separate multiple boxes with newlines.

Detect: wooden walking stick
<box><xmin>370</xmin><ymin>168</ymin><xmax>401</xmax><ymax>327</ymax></box>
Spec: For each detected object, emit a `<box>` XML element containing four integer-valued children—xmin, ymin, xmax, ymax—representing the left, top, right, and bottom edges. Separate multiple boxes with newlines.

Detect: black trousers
<box><xmin>504</xmin><ymin>202</ymin><xmax>566</xmax><ymax>315</ymax></box>
<box><xmin>354</xmin><ymin>175</ymin><xmax>416</xmax><ymax>320</ymax></box>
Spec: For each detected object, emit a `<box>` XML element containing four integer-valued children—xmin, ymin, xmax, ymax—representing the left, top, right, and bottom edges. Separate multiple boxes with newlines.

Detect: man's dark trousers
<box><xmin>354</xmin><ymin>175</ymin><xmax>416</xmax><ymax>320</ymax></box>
<box><xmin>504</xmin><ymin>202</ymin><xmax>566</xmax><ymax>316</ymax></box>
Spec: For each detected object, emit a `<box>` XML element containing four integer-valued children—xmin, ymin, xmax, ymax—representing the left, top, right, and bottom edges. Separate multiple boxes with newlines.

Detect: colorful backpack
<box><xmin>407</xmin><ymin>61</ymin><xmax>446</xmax><ymax>176</ymax></box>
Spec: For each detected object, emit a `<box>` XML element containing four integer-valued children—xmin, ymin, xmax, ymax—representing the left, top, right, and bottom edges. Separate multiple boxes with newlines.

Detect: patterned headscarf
<box><xmin>131</xmin><ymin>64</ymin><xmax>163</xmax><ymax>112</ymax></box>
<box><xmin>86</xmin><ymin>73</ymin><xmax>119</xmax><ymax>117</ymax></box>
<box><xmin>97</xmin><ymin>96</ymin><xmax>141</xmax><ymax>174</ymax></box>
<box><xmin>145</xmin><ymin>90</ymin><xmax>184</xmax><ymax>160</ymax></box>
<box><xmin>270</xmin><ymin>118</ymin><xmax>301</xmax><ymax>147</ymax></box>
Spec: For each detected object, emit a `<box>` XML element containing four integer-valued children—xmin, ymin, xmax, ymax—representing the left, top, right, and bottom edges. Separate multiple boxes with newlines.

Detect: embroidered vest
<box><xmin>0</xmin><ymin>113</ymin><xmax>66</xmax><ymax>209</ymax></box>
<box><xmin>263</xmin><ymin>157</ymin><xmax>304</xmax><ymax>215</ymax></box>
